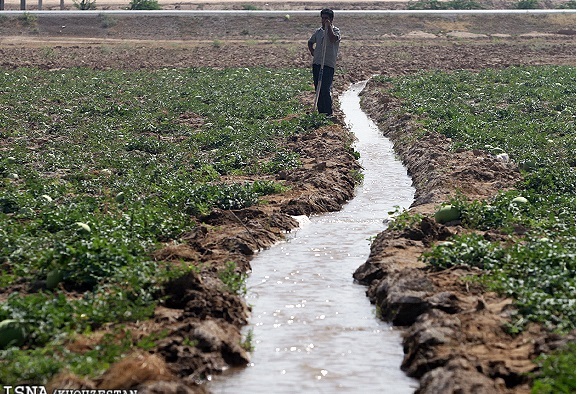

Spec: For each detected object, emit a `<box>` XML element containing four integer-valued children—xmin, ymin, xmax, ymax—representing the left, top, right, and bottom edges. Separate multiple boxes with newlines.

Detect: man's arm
<box><xmin>324</xmin><ymin>20</ymin><xmax>339</xmax><ymax>43</ymax></box>
<box><xmin>308</xmin><ymin>41</ymin><xmax>315</xmax><ymax>56</ymax></box>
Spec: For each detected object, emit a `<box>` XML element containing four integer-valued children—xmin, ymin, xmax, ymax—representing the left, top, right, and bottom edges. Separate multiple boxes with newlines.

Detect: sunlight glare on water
<box><xmin>209</xmin><ymin>80</ymin><xmax>417</xmax><ymax>393</ymax></box>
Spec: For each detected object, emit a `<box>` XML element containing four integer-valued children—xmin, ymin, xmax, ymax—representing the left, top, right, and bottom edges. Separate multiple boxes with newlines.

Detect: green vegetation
<box><xmin>556</xmin><ymin>0</ymin><xmax>576</xmax><ymax>8</ymax></box>
<box><xmin>73</xmin><ymin>0</ymin><xmax>96</xmax><ymax>9</ymax></box>
<box><xmin>0</xmin><ymin>327</ymin><xmax>168</xmax><ymax>384</ymax></box>
<box><xmin>219</xmin><ymin>261</ymin><xmax>248</xmax><ymax>295</ymax></box>
<box><xmin>407</xmin><ymin>0</ymin><xmax>483</xmax><ymax>9</ymax></box>
<box><xmin>531</xmin><ymin>343</ymin><xmax>576</xmax><ymax>394</ymax></box>
<box><xmin>127</xmin><ymin>0</ymin><xmax>161</xmax><ymax>10</ymax></box>
<box><xmin>99</xmin><ymin>13</ymin><xmax>117</xmax><ymax>28</ymax></box>
<box><xmin>17</xmin><ymin>12</ymin><xmax>37</xmax><ymax>26</ymax></box>
<box><xmin>387</xmin><ymin>205</ymin><xmax>424</xmax><ymax>231</ymax></box>
<box><xmin>375</xmin><ymin>66</ymin><xmax>575</xmax><ymax>388</ymax></box>
<box><xmin>240</xmin><ymin>328</ymin><xmax>255</xmax><ymax>352</ymax></box>
<box><xmin>0</xmin><ymin>66</ymin><xmax>323</xmax><ymax>383</ymax></box>
<box><xmin>424</xmin><ymin>231</ymin><xmax>574</xmax><ymax>332</ymax></box>
<box><xmin>515</xmin><ymin>0</ymin><xmax>539</xmax><ymax>8</ymax></box>
<box><xmin>349</xmin><ymin>168</ymin><xmax>364</xmax><ymax>185</ymax></box>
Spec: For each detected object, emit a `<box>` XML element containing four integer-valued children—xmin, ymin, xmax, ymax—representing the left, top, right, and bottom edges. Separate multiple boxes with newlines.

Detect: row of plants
<box><xmin>376</xmin><ymin>65</ymin><xmax>575</xmax><ymax>392</ymax></box>
<box><xmin>0</xmin><ymin>66</ymin><xmax>328</xmax><ymax>383</ymax></box>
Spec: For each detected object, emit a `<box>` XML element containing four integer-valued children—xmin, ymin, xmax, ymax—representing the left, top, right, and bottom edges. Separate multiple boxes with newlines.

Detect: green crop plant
<box><xmin>383</xmin><ymin>66</ymin><xmax>576</xmax><ymax>332</ymax></box>
<box><xmin>376</xmin><ymin>66</ymin><xmax>575</xmax><ymax>390</ymax></box>
<box><xmin>240</xmin><ymin>328</ymin><xmax>255</xmax><ymax>352</ymax></box>
<box><xmin>375</xmin><ymin>67</ymin><xmax>575</xmax><ymax>172</ymax></box>
<box><xmin>218</xmin><ymin>261</ymin><xmax>248</xmax><ymax>296</ymax></box>
<box><xmin>0</xmin><ymin>326</ymin><xmax>165</xmax><ymax>383</ymax></box>
<box><xmin>387</xmin><ymin>206</ymin><xmax>425</xmax><ymax>231</ymax></box>
<box><xmin>0</xmin><ymin>66</ymin><xmax>316</xmax><ymax>383</ymax></box>
<box><xmin>349</xmin><ymin>169</ymin><xmax>364</xmax><ymax>185</ymax></box>
<box><xmin>531</xmin><ymin>343</ymin><xmax>576</xmax><ymax>394</ymax></box>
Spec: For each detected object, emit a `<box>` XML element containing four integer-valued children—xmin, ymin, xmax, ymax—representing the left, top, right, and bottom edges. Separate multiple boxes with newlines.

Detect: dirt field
<box><xmin>3</xmin><ymin>0</ymin><xmax>571</xmax><ymax>11</ymax></box>
<box><xmin>0</xmin><ymin>4</ymin><xmax>575</xmax><ymax>393</ymax></box>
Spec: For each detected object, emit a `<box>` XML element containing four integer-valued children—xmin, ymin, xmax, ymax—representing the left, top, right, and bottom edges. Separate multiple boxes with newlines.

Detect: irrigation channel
<box><xmin>208</xmin><ymin>80</ymin><xmax>417</xmax><ymax>393</ymax></box>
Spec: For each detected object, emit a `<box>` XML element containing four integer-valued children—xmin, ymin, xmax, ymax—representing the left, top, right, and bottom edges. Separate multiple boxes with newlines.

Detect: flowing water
<box><xmin>208</xmin><ymin>81</ymin><xmax>418</xmax><ymax>393</ymax></box>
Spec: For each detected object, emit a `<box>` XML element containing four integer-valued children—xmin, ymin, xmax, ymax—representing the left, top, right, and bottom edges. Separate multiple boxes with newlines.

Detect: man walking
<box><xmin>308</xmin><ymin>8</ymin><xmax>341</xmax><ymax>116</ymax></box>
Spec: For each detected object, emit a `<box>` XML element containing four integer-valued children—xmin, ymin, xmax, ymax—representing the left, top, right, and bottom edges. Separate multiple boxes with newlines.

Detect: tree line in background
<box><xmin>73</xmin><ymin>0</ymin><xmax>160</xmax><ymax>10</ymax></box>
<box><xmin>0</xmin><ymin>0</ymin><xmax>160</xmax><ymax>10</ymax></box>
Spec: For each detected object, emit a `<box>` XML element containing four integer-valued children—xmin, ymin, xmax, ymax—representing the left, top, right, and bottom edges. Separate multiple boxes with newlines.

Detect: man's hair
<box><xmin>320</xmin><ymin>8</ymin><xmax>334</xmax><ymax>20</ymax></box>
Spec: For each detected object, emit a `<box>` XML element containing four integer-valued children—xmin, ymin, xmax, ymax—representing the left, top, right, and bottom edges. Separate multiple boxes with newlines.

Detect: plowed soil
<box><xmin>0</xmin><ymin>4</ymin><xmax>575</xmax><ymax>393</ymax></box>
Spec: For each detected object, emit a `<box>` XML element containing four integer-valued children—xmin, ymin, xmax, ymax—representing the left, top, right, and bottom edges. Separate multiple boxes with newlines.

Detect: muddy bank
<box><xmin>353</xmin><ymin>79</ymin><xmax>575</xmax><ymax>393</ymax></box>
<box><xmin>44</xmin><ymin>123</ymin><xmax>360</xmax><ymax>392</ymax></box>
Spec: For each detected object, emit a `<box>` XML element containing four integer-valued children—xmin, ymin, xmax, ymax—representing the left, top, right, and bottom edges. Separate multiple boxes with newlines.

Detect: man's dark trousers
<box><xmin>313</xmin><ymin>64</ymin><xmax>335</xmax><ymax>116</ymax></box>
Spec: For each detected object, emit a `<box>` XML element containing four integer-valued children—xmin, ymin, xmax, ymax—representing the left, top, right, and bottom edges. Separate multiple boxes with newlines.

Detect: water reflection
<box><xmin>209</xmin><ymin>81</ymin><xmax>417</xmax><ymax>393</ymax></box>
